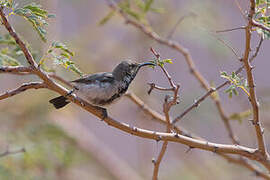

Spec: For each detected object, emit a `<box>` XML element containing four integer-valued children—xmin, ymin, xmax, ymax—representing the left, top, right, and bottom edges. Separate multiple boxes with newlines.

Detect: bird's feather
<box><xmin>72</xmin><ymin>72</ymin><xmax>114</xmax><ymax>84</ymax></box>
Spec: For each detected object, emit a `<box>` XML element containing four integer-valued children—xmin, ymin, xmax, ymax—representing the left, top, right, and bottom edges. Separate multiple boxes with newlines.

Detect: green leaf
<box><xmin>228</xmin><ymin>91</ymin><xmax>233</xmax><ymax>98</ymax></box>
<box><xmin>144</xmin><ymin>0</ymin><xmax>154</xmax><ymax>12</ymax></box>
<box><xmin>47</xmin><ymin>14</ymin><xmax>56</xmax><ymax>18</ymax></box>
<box><xmin>220</xmin><ymin>71</ymin><xmax>228</xmax><ymax>76</ymax></box>
<box><xmin>0</xmin><ymin>53</ymin><xmax>20</xmax><ymax>66</ymax></box>
<box><xmin>232</xmin><ymin>88</ymin><xmax>239</xmax><ymax>96</ymax></box>
<box><xmin>163</xmin><ymin>59</ymin><xmax>173</xmax><ymax>64</ymax></box>
<box><xmin>0</xmin><ymin>34</ymin><xmax>16</xmax><ymax>45</ymax></box>
<box><xmin>134</xmin><ymin>0</ymin><xmax>145</xmax><ymax>11</ymax></box>
<box><xmin>14</xmin><ymin>3</ymin><xmax>53</xmax><ymax>42</ymax></box>
<box><xmin>24</xmin><ymin>3</ymin><xmax>48</xmax><ymax>17</ymax></box>
<box><xmin>231</xmin><ymin>71</ymin><xmax>236</xmax><ymax>78</ymax></box>
<box><xmin>52</xmin><ymin>41</ymin><xmax>74</xmax><ymax>56</ymax></box>
<box><xmin>0</xmin><ymin>0</ymin><xmax>14</xmax><ymax>8</ymax></box>
<box><xmin>229</xmin><ymin>109</ymin><xmax>252</xmax><ymax>124</ymax></box>
<box><xmin>99</xmin><ymin>10</ymin><xmax>115</xmax><ymax>26</ymax></box>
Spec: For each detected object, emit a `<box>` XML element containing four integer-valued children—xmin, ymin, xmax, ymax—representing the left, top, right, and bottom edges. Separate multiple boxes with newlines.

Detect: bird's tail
<box><xmin>49</xmin><ymin>96</ymin><xmax>70</xmax><ymax>109</ymax></box>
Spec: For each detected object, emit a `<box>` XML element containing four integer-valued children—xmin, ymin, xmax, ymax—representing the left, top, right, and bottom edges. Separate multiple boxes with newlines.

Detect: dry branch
<box><xmin>0</xmin><ymin>1</ymin><xmax>270</xmax><ymax>178</ymax></box>
<box><xmin>0</xmin><ymin>147</ymin><xmax>25</xmax><ymax>158</ymax></box>
<box><xmin>106</xmin><ymin>0</ymin><xmax>238</xmax><ymax>144</ymax></box>
<box><xmin>244</xmin><ymin>0</ymin><xmax>268</xmax><ymax>157</ymax></box>
<box><xmin>0</xmin><ymin>82</ymin><xmax>47</xmax><ymax>100</ymax></box>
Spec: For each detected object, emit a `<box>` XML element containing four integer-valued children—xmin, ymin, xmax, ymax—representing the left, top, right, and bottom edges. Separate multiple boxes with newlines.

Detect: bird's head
<box><xmin>113</xmin><ymin>60</ymin><xmax>154</xmax><ymax>81</ymax></box>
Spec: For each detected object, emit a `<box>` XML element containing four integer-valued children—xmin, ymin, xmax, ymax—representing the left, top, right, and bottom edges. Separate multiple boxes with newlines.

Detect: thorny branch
<box><xmin>0</xmin><ymin>82</ymin><xmax>47</xmax><ymax>100</ymax></box>
<box><xmin>106</xmin><ymin>0</ymin><xmax>238</xmax><ymax>145</ymax></box>
<box><xmin>150</xmin><ymin>48</ymin><xmax>180</xmax><ymax>180</ymax></box>
<box><xmin>0</xmin><ymin>3</ymin><xmax>261</xmax><ymax>163</ymax></box>
<box><xmin>0</xmin><ymin>1</ymin><xmax>270</xmax><ymax>178</ymax></box>
<box><xmin>244</xmin><ymin>0</ymin><xmax>268</xmax><ymax>157</ymax></box>
<box><xmin>126</xmin><ymin>92</ymin><xmax>270</xmax><ymax>179</ymax></box>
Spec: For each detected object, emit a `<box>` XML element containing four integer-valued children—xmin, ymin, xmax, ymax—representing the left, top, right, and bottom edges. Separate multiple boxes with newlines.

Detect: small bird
<box><xmin>49</xmin><ymin>60</ymin><xmax>154</xmax><ymax>110</ymax></box>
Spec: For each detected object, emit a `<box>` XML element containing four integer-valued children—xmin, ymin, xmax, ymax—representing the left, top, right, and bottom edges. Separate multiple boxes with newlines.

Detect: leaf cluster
<box><xmin>0</xmin><ymin>0</ymin><xmax>13</xmax><ymax>8</ymax></box>
<box><xmin>0</xmin><ymin>34</ymin><xmax>24</xmax><ymax>66</ymax></box>
<box><xmin>14</xmin><ymin>3</ymin><xmax>55</xmax><ymax>42</ymax></box>
<box><xmin>99</xmin><ymin>0</ymin><xmax>163</xmax><ymax>25</ymax></box>
<box><xmin>39</xmin><ymin>41</ymin><xmax>83</xmax><ymax>77</ymax></box>
<box><xmin>255</xmin><ymin>0</ymin><xmax>270</xmax><ymax>39</ymax></box>
<box><xmin>229</xmin><ymin>109</ymin><xmax>252</xmax><ymax>123</ymax></box>
<box><xmin>149</xmin><ymin>58</ymin><xmax>173</xmax><ymax>69</ymax></box>
<box><xmin>220</xmin><ymin>71</ymin><xmax>249</xmax><ymax>98</ymax></box>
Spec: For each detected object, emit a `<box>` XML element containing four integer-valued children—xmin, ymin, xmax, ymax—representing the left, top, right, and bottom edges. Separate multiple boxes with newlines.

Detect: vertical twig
<box><xmin>150</xmin><ymin>48</ymin><xmax>180</xmax><ymax>180</ymax></box>
<box><xmin>243</xmin><ymin>0</ymin><xmax>267</xmax><ymax>157</ymax></box>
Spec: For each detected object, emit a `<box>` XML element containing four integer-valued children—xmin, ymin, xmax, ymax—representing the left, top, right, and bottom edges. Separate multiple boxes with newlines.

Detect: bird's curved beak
<box><xmin>138</xmin><ymin>62</ymin><xmax>155</xmax><ymax>68</ymax></box>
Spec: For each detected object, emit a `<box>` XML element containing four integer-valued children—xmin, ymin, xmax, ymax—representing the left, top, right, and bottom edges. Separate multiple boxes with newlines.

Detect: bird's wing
<box><xmin>71</xmin><ymin>72</ymin><xmax>115</xmax><ymax>84</ymax></box>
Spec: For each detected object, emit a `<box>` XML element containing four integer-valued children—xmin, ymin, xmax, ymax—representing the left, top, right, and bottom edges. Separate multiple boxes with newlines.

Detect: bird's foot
<box><xmin>65</xmin><ymin>89</ymin><xmax>76</xmax><ymax>97</ymax></box>
<box><xmin>101</xmin><ymin>108</ymin><xmax>108</xmax><ymax>120</ymax></box>
<box><xmin>94</xmin><ymin>106</ymin><xmax>108</xmax><ymax>120</ymax></box>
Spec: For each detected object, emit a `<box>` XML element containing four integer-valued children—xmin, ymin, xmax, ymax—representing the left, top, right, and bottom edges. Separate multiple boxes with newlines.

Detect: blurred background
<box><xmin>0</xmin><ymin>0</ymin><xmax>270</xmax><ymax>179</ymax></box>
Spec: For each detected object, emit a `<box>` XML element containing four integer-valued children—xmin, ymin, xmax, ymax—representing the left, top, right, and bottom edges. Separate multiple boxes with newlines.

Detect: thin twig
<box><xmin>0</xmin><ymin>82</ymin><xmax>47</xmax><ymax>100</ymax></box>
<box><xmin>125</xmin><ymin>92</ymin><xmax>200</xmax><ymax>138</ymax></box>
<box><xmin>172</xmin><ymin>87</ymin><xmax>216</xmax><ymax>124</ymax></box>
<box><xmin>0</xmin><ymin>66</ymin><xmax>74</xmax><ymax>88</ymax></box>
<box><xmin>251</xmin><ymin>20</ymin><xmax>270</xmax><ymax>34</ymax></box>
<box><xmin>234</xmin><ymin>0</ymin><xmax>247</xmax><ymax>20</ymax></box>
<box><xmin>167</xmin><ymin>12</ymin><xmax>197</xmax><ymax>39</ymax></box>
<box><xmin>147</xmin><ymin>83</ymin><xmax>174</xmax><ymax>95</ymax></box>
<box><xmin>214</xmin><ymin>34</ymin><xmax>241</xmax><ymax>60</ymax></box>
<box><xmin>216</xmin><ymin>26</ymin><xmax>246</xmax><ymax>33</ymax></box>
<box><xmin>152</xmin><ymin>141</ymin><xmax>168</xmax><ymax>180</ymax></box>
<box><xmin>249</xmin><ymin>36</ymin><xmax>264</xmax><ymax>62</ymax></box>
<box><xmin>150</xmin><ymin>48</ymin><xmax>180</xmax><ymax>180</ymax></box>
<box><xmin>0</xmin><ymin>147</ymin><xmax>25</xmax><ymax>158</ymax></box>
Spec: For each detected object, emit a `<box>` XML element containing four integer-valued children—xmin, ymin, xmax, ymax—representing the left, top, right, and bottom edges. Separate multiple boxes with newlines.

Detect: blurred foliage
<box><xmin>14</xmin><ymin>2</ymin><xmax>55</xmax><ymax>42</ymax></box>
<box><xmin>229</xmin><ymin>109</ymin><xmax>252</xmax><ymax>124</ymax></box>
<box><xmin>39</xmin><ymin>41</ymin><xmax>83</xmax><ymax>77</ymax></box>
<box><xmin>255</xmin><ymin>0</ymin><xmax>270</xmax><ymax>39</ymax></box>
<box><xmin>0</xmin><ymin>0</ymin><xmax>82</xmax><ymax>76</ymax></box>
<box><xmin>99</xmin><ymin>0</ymin><xmax>163</xmax><ymax>26</ymax></box>
<box><xmin>0</xmin><ymin>121</ymin><xmax>96</xmax><ymax>179</ymax></box>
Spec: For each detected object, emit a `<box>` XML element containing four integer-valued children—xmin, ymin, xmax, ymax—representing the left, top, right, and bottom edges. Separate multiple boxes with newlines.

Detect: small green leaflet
<box><xmin>254</xmin><ymin>0</ymin><xmax>270</xmax><ymax>39</ymax></box>
<box><xmin>40</xmin><ymin>41</ymin><xmax>83</xmax><ymax>77</ymax></box>
<box><xmin>148</xmin><ymin>58</ymin><xmax>173</xmax><ymax>69</ymax></box>
<box><xmin>0</xmin><ymin>53</ymin><xmax>20</xmax><ymax>66</ymax></box>
<box><xmin>14</xmin><ymin>3</ymin><xmax>55</xmax><ymax>42</ymax></box>
<box><xmin>220</xmin><ymin>71</ymin><xmax>249</xmax><ymax>98</ymax></box>
<box><xmin>0</xmin><ymin>0</ymin><xmax>14</xmax><ymax>8</ymax></box>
